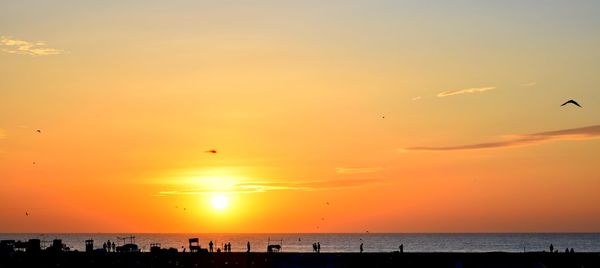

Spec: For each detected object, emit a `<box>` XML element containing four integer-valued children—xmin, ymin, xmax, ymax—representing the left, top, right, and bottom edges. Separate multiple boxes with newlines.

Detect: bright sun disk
<box><xmin>211</xmin><ymin>195</ymin><xmax>229</xmax><ymax>211</ymax></box>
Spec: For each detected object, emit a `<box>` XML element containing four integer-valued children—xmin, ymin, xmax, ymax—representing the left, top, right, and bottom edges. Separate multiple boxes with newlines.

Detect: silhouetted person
<box><xmin>317</xmin><ymin>242</ymin><xmax>321</xmax><ymax>253</ymax></box>
<box><xmin>570</xmin><ymin>248</ymin><xmax>574</xmax><ymax>253</ymax></box>
<box><xmin>550</xmin><ymin>244</ymin><xmax>554</xmax><ymax>253</ymax></box>
<box><xmin>360</xmin><ymin>243</ymin><xmax>363</xmax><ymax>253</ymax></box>
<box><xmin>565</xmin><ymin>248</ymin><xmax>569</xmax><ymax>253</ymax></box>
<box><xmin>103</xmin><ymin>242</ymin><xmax>107</xmax><ymax>252</ymax></box>
<box><xmin>209</xmin><ymin>241</ymin><xmax>214</xmax><ymax>252</ymax></box>
<box><xmin>182</xmin><ymin>246</ymin><xmax>186</xmax><ymax>253</ymax></box>
<box><xmin>247</xmin><ymin>241</ymin><xmax>251</xmax><ymax>253</ymax></box>
<box><xmin>112</xmin><ymin>242</ymin><xmax>115</xmax><ymax>252</ymax></box>
<box><xmin>400</xmin><ymin>244</ymin><xmax>403</xmax><ymax>253</ymax></box>
<box><xmin>312</xmin><ymin>243</ymin><xmax>316</xmax><ymax>252</ymax></box>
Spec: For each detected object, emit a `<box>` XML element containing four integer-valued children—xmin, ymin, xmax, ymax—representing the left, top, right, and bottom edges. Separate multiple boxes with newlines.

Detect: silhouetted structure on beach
<box><xmin>85</xmin><ymin>240</ymin><xmax>94</xmax><ymax>253</ymax></box>
<box><xmin>189</xmin><ymin>238</ymin><xmax>201</xmax><ymax>253</ymax></box>
<box><xmin>150</xmin><ymin>243</ymin><xmax>161</xmax><ymax>253</ymax></box>
<box><xmin>115</xmin><ymin>236</ymin><xmax>139</xmax><ymax>253</ymax></box>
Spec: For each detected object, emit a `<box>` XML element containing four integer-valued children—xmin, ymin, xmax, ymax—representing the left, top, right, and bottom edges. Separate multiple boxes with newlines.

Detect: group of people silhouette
<box><xmin>102</xmin><ymin>240</ymin><xmax>116</xmax><ymax>252</ymax></box>
<box><xmin>207</xmin><ymin>241</ymin><xmax>233</xmax><ymax>253</ymax></box>
<box><xmin>312</xmin><ymin>242</ymin><xmax>321</xmax><ymax>253</ymax></box>
<box><xmin>549</xmin><ymin>244</ymin><xmax>575</xmax><ymax>254</ymax></box>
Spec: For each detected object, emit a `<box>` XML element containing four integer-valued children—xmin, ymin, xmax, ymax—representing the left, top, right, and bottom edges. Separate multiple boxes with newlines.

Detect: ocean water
<box><xmin>1</xmin><ymin>233</ymin><xmax>599</xmax><ymax>253</ymax></box>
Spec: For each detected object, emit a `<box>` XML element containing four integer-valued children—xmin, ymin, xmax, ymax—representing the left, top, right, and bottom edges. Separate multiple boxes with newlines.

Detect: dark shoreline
<box><xmin>2</xmin><ymin>252</ymin><xmax>600</xmax><ymax>268</ymax></box>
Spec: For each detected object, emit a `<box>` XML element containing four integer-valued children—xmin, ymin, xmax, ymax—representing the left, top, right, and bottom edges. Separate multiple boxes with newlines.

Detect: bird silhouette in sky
<box><xmin>561</xmin><ymin>100</ymin><xmax>582</xmax><ymax>107</ymax></box>
<box><xmin>36</xmin><ymin>129</ymin><xmax>41</xmax><ymax>133</ymax></box>
<box><xmin>205</xmin><ymin>149</ymin><xmax>217</xmax><ymax>154</ymax></box>
<box><xmin>25</xmin><ymin>212</ymin><xmax>29</xmax><ymax>216</ymax></box>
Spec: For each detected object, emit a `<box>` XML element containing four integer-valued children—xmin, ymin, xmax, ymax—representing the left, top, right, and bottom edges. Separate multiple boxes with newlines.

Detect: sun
<box><xmin>211</xmin><ymin>194</ymin><xmax>229</xmax><ymax>211</ymax></box>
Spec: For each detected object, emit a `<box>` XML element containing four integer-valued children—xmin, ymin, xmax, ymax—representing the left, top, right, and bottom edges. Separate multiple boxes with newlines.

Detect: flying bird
<box><xmin>205</xmin><ymin>149</ymin><xmax>217</xmax><ymax>154</ymax></box>
<box><xmin>561</xmin><ymin>100</ymin><xmax>582</xmax><ymax>107</ymax></box>
<box><xmin>36</xmin><ymin>129</ymin><xmax>41</xmax><ymax>133</ymax></box>
<box><xmin>25</xmin><ymin>212</ymin><xmax>29</xmax><ymax>216</ymax></box>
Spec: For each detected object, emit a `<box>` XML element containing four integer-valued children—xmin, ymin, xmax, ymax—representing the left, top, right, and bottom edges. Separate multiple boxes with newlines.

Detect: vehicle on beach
<box><xmin>116</xmin><ymin>236</ymin><xmax>140</xmax><ymax>253</ymax></box>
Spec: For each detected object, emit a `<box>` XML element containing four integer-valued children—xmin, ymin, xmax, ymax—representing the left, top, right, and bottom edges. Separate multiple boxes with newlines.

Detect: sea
<box><xmin>1</xmin><ymin>233</ymin><xmax>599</xmax><ymax>253</ymax></box>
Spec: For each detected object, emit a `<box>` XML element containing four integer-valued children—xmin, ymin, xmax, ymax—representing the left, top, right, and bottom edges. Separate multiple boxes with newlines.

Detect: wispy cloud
<box><xmin>335</xmin><ymin>167</ymin><xmax>384</xmax><ymax>174</ymax></box>
<box><xmin>156</xmin><ymin>178</ymin><xmax>382</xmax><ymax>196</ymax></box>
<box><xmin>405</xmin><ymin>125</ymin><xmax>600</xmax><ymax>152</ymax></box>
<box><xmin>0</xmin><ymin>36</ymin><xmax>63</xmax><ymax>56</ymax></box>
<box><xmin>411</xmin><ymin>96</ymin><xmax>422</xmax><ymax>101</ymax></box>
<box><xmin>437</xmin><ymin>86</ymin><xmax>496</xmax><ymax>97</ymax></box>
<box><xmin>520</xmin><ymin>82</ymin><xmax>537</xmax><ymax>87</ymax></box>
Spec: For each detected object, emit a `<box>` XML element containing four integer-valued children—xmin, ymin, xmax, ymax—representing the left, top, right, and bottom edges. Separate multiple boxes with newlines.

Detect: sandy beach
<box><xmin>1</xmin><ymin>251</ymin><xmax>599</xmax><ymax>268</ymax></box>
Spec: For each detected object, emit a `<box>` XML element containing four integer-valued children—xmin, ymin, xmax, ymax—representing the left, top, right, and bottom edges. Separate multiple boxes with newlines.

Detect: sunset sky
<box><xmin>1</xmin><ymin>1</ymin><xmax>600</xmax><ymax>233</ymax></box>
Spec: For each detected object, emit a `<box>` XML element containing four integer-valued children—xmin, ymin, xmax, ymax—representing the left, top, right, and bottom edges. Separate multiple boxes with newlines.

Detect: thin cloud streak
<box><xmin>335</xmin><ymin>167</ymin><xmax>384</xmax><ymax>174</ymax></box>
<box><xmin>437</xmin><ymin>86</ymin><xmax>496</xmax><ymax>97</ymax></box>
<box><xmin>405</xmin><ymin>125</ymin><xmax>600</xmax><ymax>151</ymax></box>
<box><xmin>0</xmin><ymin>36</ymin><xmax>64</xmax><ymax>56</ymax></box>
<box><xmin>157</xmin><ymin>178</ymin><xmax>383</xmax><ymax>196</ymax></box>
<box><xmin>411</xmin><ymin>96</ymin><xmax>422</xmax><ymax>101</ymax></box>
<box><xmin>520</xmin><ymin>82</ymin><xmax>537</xmax><ymax>87</ymax></box>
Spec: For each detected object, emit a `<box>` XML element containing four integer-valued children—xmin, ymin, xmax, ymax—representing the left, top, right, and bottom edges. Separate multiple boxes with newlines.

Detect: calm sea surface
<box><xmin>1</xmin><ymin>233</ymin><xmax>599</xmax><ymax>253</ymax></box>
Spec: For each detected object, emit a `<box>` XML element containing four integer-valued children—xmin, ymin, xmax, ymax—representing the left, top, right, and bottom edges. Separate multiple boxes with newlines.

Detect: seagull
<box><xmin>36</xmin><ymin>129</ymin><xmax>41</xmax><ymax>133</ymax></box>
<box><xmin>205</xmin><ymin>149</ymin><xmax>217</xmax><ymax>154</ymax></box>
<box><xmin>25</xmin><ymin>212</ymin><xmax>29</xmax><ymax>216</ymax></box>
<box><xmin>561</xmin><ymin>100</ymin><xmax>582</xmax><ymax>107</ymax></box>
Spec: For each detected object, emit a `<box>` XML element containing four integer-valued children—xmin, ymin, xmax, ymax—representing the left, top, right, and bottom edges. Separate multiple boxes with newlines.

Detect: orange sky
<box><xmin>1</xmin><ymin>1</ymin><xmax>600</xmax><ymax>233</ymax></box>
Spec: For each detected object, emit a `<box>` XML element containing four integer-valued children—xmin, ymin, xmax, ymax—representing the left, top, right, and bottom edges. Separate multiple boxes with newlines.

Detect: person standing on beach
<box><xmin>209</xmin><ymin>240</ymin><xmax>214</xmax><ymax>252</ymax></box>
<box><xmin>550</xmin><ymin>244</ymin><xmax>554</xmax><ymax>253</ymax></box>
<box><xmin>103</xmin><ymin>242</ymin><xmax>107</xmax><ymax>252</ymax></box>
<box><xmin>317</xmin><ymin>242</ymin><xmax>321</xmax><ymax>253</ymax></box>
<box><xmin>399</xmin><ymin>244</ymin><xmax>403</xmax><ymax>253</ymax></box>
<box><xmin>360</xmin><ymin>243</ymin><xmax>363</xmax><ymax>253</ymax></box>
<box><xmin>247</xmin><ymin>241</ymin><xmax>251</xmax><ymax>253</ymax></box>
<box><xmin>112</xmin><ymin>242</ymin><xmax>115</xmax><ymax>252</ymax></box>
